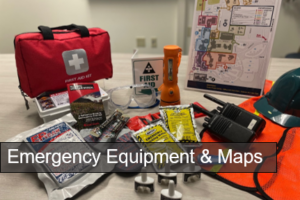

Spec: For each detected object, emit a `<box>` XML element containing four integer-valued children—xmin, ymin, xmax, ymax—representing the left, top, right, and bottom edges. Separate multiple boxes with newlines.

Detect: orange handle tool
<box><xmin>160</xmin><ymin>45</ymin><xmax>182</xmax><ymax>106</ymax></box>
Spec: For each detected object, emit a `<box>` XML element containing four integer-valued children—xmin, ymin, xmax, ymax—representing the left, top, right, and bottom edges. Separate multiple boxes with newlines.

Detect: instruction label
<box><xmin>230</xmin><ymin>6</ymin><xmax>274</xmax><ymax>26</ymax></box>
<box><xmin>50</xmin><ymin>91</ymin><xmax>69</xmax><ymax>107</ymax></box>
<box><xmin>132</xmin><ymin>58</ymin><xmax>163</xmax><ymax>94</ymax></box>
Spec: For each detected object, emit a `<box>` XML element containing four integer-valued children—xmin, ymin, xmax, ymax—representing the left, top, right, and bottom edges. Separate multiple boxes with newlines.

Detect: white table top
<box><xmin>0</xmin><ymin>53</ymin><xmax>299</xmax><ymax>200</ymax></box>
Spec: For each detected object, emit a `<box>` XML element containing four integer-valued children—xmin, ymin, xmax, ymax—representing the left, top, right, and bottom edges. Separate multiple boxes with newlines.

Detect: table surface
<box><xmin>0</xmin><ymin>53</ymin><xmax>299</xmax><ymax>200</ymax></box>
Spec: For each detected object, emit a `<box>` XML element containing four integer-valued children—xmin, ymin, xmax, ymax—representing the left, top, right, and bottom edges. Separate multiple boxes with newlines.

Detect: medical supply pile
<box><xmin>6</xmin><ymin>14</ymin><xmax>300</xmax><ymax>200</ymax></box>
<box><xmin>6</xmin><ymin>96</ymin><xmax>203</xmax><ymax>199</ymax></box>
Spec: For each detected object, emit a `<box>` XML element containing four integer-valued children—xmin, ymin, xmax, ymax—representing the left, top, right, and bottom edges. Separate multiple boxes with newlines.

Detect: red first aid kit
<box><xmin>14</xmin><ymin>24</ymin><xmax>113</xmax><ymax>109</ymax></box>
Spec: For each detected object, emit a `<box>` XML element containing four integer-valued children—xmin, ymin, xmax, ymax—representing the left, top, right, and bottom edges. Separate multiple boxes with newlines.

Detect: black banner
<box><xmin>1</xmin><ymin>142</ymin><xmax>276</xmax><ymax>173</ymax></box>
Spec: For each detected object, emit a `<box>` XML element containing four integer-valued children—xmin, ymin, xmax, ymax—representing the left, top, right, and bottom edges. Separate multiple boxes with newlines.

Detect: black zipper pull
<box><xmin>19</xmin><ymin>85</ymin><xmax>29</xmax><ymax>110</ymax></box>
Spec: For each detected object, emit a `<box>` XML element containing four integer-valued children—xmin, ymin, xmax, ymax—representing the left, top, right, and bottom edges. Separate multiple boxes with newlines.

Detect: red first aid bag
<box><xmin>14</xmin><ymin>24</ymin><xmax>113</xmax><ymax>109</ymax></box>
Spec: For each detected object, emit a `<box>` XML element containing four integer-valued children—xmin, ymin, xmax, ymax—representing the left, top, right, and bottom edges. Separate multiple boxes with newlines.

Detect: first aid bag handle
<box><xmin>38</xmin><ymin>24</ymin><xmax>90</xmax><ymax>40</ymax></box>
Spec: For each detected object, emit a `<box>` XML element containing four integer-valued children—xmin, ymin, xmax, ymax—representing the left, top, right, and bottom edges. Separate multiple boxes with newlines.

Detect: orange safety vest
<box><xmin>254</xmin><ymin>127</ymin><xmax>300</xmax><ymax>200</ymax></box>
<box><xmin>199</xmin><ymin>90</ymin><xmax>300</xmax><ymax>199</ymax></box>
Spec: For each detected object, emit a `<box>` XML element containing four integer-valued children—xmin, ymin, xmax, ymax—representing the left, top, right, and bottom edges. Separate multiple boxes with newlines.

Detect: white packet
<box><xmin>6</xmin><ymin>113</ymin><xmax>114</xmax><ymax>200</ymax></box>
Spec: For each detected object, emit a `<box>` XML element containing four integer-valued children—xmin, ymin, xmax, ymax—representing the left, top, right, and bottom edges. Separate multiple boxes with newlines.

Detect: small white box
<box><xmin>35</xmin><ymin>87</ymin><xmax>109</xmax><ymax>123</ymax></box>
<box><xmin>131</xmin><ymin>49</ymin><xmax>163</xmax><ymax>93</ymax></box>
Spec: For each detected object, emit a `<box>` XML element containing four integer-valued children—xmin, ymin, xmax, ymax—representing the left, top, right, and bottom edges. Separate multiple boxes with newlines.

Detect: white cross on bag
<box><xmin>69</xmin><ymin>54</ymin><xmax>84</xmax><ymax>70</ymax></box>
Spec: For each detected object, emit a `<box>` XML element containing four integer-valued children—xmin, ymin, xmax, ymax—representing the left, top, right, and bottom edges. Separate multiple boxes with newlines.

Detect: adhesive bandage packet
<box><xmin>160</xmin><ymin>104</ymin><xmax>200</xmax><ymax>142</ymax></box>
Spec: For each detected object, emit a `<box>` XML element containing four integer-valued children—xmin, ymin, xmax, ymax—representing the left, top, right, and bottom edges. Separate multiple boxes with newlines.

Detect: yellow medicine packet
<box><xmin>132</xmin><ymin>120</ymin><xmax>179</xmax><ymax>143</ymax></box>
<box><xmin>132</xmin><ymin>121</ymin><xmax>186</xmax><ymax>170</ymax></box>
<box><xmin>160</xmin><ymin>105</ymin><xmax>200</xmax><ymax>142</ymax></box>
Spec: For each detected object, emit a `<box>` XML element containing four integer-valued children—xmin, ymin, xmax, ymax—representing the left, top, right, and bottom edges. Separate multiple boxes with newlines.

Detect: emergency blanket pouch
<box><xmin>5</xmin><ymin>114</ymin><xmax>111</xmax><ymax>200</ymax></box>
<box><xmin>14</xmin><ymin>24</ymin><xmax>113</xmax><ymax>101</ymax></box>
<box><xmin>25</xmin><ymin>121</ymin><xmax>92</xmax><ymax>186</ymax></box>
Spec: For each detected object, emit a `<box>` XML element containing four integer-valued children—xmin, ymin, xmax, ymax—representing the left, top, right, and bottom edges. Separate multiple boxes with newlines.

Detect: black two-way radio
<box><xmin>193</xmin><ymin>104</ymin><xmax>259</xmax><ymax>143</ymax></box>
<box><xmin>204</xmin><ymin>94</ymin><xmax>266</xmax><ymax>134</ymax></box>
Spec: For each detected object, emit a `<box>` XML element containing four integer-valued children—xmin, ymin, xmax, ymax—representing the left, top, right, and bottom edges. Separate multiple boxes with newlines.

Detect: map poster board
<box><xmin>132</xmin><ymin>49</ymin><xmax>163</xmax><ymax>94</ymax></box>
<box><xmin>185</xmin><ymin>0</ymin><xmax>282</xmax><ymax>97</ymax></box>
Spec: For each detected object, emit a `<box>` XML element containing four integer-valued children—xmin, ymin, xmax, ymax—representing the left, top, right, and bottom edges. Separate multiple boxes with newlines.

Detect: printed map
<box><xmin>186</xmin><ymin>0</ymin><xmax>281</xmax><ymax>96</ymax></box>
